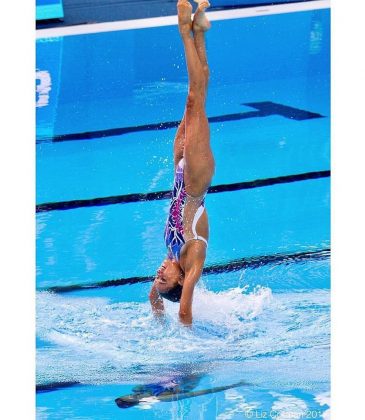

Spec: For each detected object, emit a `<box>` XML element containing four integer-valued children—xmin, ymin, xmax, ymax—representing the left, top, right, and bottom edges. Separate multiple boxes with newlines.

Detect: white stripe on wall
<box><xmin>36</xmin><ymin>0</ymin><xmax>330</xmax><ymax>39</ymax></box>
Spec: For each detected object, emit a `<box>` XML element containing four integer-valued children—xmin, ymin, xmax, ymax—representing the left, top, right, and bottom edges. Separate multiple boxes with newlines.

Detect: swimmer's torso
<box><xmin>164</xmin><ymin>158</ymin><xmax>208</xmax><ymax>261</ymax></box>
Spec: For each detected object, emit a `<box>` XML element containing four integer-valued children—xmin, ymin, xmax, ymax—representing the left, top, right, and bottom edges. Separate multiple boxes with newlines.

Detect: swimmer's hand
<box><xmin>149</xmin><ymin>283</ymin><xmax>165</xmax><ymax>318</ymax></box>
<box><xmin>179</xmin><ymin>310</ymin><xmax>193</xmax><ymax>326</ymax></box>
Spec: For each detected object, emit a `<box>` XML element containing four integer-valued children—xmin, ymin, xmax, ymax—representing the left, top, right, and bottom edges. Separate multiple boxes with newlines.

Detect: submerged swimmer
<box><xmin>115</xmin><ymin>376</ymin><xmax>249</xmax><ymax>408</ymax></box>
<box><xmin>149</xmin><ymin>0</ymin><xmax>215</xmax><ymax>325</ymax></box>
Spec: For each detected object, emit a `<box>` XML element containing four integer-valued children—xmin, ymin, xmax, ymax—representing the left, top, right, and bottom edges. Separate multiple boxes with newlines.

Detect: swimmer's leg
<box><xmin>177</xmin><ymin>0</ymin><xmax>214</xmax><ymax>196</ymax></box>
<box><xmin>173</xmin><ymin>1</ymin><xmax>193</xmax><ymax>168</ymax></box>
<box><xmin>192</xmin><ymin>1</ymin><xmax>211</xmax><ymax>91</ymax></box>
<box><xmin>173</xmin><ymin>113</ymin><xmax>186</xmax><ymax>168</ymax></box>
<box><xmin>174</xmin><ymin>1</ymin><xmax>211</xmax><ymax>169</ymax></box>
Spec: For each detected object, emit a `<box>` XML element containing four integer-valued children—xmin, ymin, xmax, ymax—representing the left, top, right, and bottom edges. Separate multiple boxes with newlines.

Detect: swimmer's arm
<box><xmin>179</xmin><ymin>243</ymin><xmax>206</xmax><ymax>326</ymax></box>
<box><xmin>149</xmin><ymin>282</ymin><xmax>165</xmax><ymax>317</ymax></box>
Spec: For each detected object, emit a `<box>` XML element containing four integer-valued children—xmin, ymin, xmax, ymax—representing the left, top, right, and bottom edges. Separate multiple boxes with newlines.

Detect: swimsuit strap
<box><xmin>184</xmin><ymin>236</ymin><xmax>208</xmax><ymax>247</ymax></box>
<box><xmin>185</xmin><ymin>191</ymin><xmax>206</xmax><ymax>201</ymax></box>
<box><xmin>191</xmin><ymin>205</ymin><xmax>208</xmax><ymax>246</ymax></box>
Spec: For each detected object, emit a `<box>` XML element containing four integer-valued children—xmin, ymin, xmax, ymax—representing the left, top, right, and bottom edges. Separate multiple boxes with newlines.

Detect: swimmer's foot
<box><xmin>193</xmin><ymin>1</ymin><xmax>211</xmax><ymax>33</ymax></box>
<box><xmin>177</xmin><ymin>0</ymin><xmax>193</xmax><ymax>35</ymax></box>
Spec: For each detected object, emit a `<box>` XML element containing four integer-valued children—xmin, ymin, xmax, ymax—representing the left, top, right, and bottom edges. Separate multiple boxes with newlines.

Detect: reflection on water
<box><xmin>115</xmin><ymin>364</ymin><xmax>253</xmax><ymax>409</ymax></box>
<box><xmin>116</xmin><ymin>370</ymin><xmax>204</xmax><ymax>408</ymax></box>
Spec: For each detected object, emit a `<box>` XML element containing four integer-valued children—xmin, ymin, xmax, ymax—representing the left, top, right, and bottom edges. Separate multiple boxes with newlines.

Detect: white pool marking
<box><xmin>35</xmin><ymin>70</ymin><xmax>51</xmax><ymax>108</ymax></box>
<box><xmin>36</xmin><ymin>1</ymin><xmax>330</xmax><ymax>39</ymax></box>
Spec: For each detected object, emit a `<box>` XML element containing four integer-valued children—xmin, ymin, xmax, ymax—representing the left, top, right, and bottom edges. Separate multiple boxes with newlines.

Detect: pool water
<box><xmin>36</xmin><ymin>6</ymin><xmax>330</xmax><ymax>419</ymax></box>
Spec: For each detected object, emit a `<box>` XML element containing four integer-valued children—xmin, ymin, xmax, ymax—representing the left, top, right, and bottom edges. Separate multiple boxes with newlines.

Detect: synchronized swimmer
<box><xmin>149</xmin><ymin>0</ymin><xmax>214</xmax><ymax>325</ymax></box>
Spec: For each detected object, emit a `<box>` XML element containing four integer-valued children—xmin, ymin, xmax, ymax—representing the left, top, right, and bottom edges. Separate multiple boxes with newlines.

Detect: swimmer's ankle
<box><xmin>179</xmin><ymin>23</ymin><xmax>193</xmax><ymax>36</ymax></box>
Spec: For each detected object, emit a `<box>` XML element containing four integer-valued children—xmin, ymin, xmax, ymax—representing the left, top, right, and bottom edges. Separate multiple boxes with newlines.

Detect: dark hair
<box><xmin>159</xmin><ymin>284</ymin><xmax>183</xmax><ymax>302</ymax></box>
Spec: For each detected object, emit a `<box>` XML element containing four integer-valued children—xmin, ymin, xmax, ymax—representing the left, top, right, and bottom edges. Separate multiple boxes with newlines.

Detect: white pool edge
<box><xmin>36</xmin><ymin>0</ymin><xmax>330</xmax><ymax>39</ymax></box>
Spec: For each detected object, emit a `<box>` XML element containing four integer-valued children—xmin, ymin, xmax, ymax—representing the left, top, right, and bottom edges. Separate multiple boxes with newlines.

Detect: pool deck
<box><xmin>36</xmin><ymin>0</ymin><xmax>329</xmax><ymax>29</ymax></box>
<box><xmin>36</xmin><ymin>0</ymin><xmax>330</xmax><ymax>38</ymax></box>
<box><xmin>37</xmin><ymin>0</ymin><xmax>191</xmax><ymax>28</ymax></box>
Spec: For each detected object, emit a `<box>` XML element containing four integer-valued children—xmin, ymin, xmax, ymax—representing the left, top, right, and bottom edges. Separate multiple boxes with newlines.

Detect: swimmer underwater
<box><xmin>149</xmin><ymin>0</ymin><xmax>215</xmax><ymax>325</ymax></box>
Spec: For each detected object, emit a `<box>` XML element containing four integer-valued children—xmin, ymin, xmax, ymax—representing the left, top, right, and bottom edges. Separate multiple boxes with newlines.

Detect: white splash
<box><xmin>147</xmin><ymin>168</ymin><xmax>169</xmax><ymax>191</ymax></box>
<box><xmin>36</xmin><ymin>283</ymin><xmax>329</xmax><ymax>386</ymax></box>
<box><xmin>271</xmin><ymin>393</ymin><xmax>307</xmax><ymax>420</ymax></box>
<box><xmin>217</xmin><ymin>389</ymin><xmax>261</xmax><ymax>420</ymax></box>
<box><xmin>315</xmin><ymin>391</ymin><xmax>331</xmax><ymax>419</ymax></box>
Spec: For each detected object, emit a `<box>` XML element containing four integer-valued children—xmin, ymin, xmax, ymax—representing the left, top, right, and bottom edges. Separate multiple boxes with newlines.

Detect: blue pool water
<box><xmin>36</xmin><ymin>6</ymin><xmax>330</xmax><ymax>419</ymax></box>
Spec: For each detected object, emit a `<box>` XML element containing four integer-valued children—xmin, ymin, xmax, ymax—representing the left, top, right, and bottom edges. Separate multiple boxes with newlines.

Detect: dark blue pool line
<box><xmin>36</xmin><ymin>169</ymin><xmax>330</xmax><ymax>213</ymax></box>
<box><xmin>36</xmin><ymin>381</ymin><xmax>80</xmax><ymax>393</ymax></box>
<box><xmin>40</xmin><ymin>248</ymin><xmax>330</xmax><ymax>294</ymax></box>
<box><xmin>36</xmin><ymin>101</ymin><xmax>324</xmax><ymax>143</ymax></box>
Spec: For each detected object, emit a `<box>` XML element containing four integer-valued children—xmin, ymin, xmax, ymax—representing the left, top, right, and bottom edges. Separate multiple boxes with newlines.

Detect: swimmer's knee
<box><xmin>186</xmin><ymin>90</ymin><xmax>205</xmax><ymax>110</ymax></box>
<box><xmin>203</xmin><ymin>65</ymin><xmax>209</xmax><ymax>83</ymax></box>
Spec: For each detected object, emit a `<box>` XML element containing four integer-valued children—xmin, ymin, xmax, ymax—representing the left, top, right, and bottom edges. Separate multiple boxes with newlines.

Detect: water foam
<box><xmin>36</xmin><ymin>282</ymin><xmax>329</xmax><ymax>387</ymax></box>
<box><xmin>314</xmin><ymin>391</ymin><xmax>331</xmax><ymax>419</ymax></box>
<box><xmin>270</xmin><ymin>393</ymin><xmax>308</xmax><ymax>419</ymax></box>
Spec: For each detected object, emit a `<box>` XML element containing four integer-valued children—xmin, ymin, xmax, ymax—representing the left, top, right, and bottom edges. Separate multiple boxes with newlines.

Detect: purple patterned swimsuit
<box><xmin>164</xmin><ymin>158</ymin><xmax>208</xmax><ymax>261</ymax></box>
